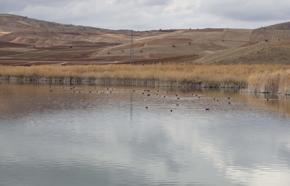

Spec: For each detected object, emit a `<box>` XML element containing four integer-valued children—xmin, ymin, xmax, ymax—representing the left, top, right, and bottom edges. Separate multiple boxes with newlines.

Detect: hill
<box><xmin>0</xmin><ymin>14</ymin><xmax>132</xmax><ymax>47</ymax></box>
<box><xmin>195</xmin><ymin>41</ymin><xmax>290</xmax><ymax>64</ymax></box>
<box><xmin>250</xmin><ymin>22</ymin><xmax>290</xmax><ymax>43</ymax></box>
<box><xmin>196</xmin><ymin>22</ymin><xmax>290</xmax><ymax>64</ymax></box>
<box><xmin>0</xmin><ymin>14</ymin><xmax>290</xmax><ymax>65</ymax></box>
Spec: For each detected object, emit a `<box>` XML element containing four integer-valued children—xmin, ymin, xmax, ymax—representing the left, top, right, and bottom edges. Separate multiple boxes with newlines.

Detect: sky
<box><xmin>1</xmin><ymin>0</ymin><xmax>290</xmax><ymax>30</ymax></box>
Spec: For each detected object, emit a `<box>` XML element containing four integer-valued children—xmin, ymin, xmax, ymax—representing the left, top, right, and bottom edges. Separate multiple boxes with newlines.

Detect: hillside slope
<box><xmin>0</xmin><ymin>14</ymin><xmax>290</xmax><ymax>65</ymax></box>
<box><xmin>195</xmin><ymin>41</ymin><xmax>290</xmax><ymax>64</ymax></box>
<box><xmin>195</xmin><ymin>22</ymin><xmax>290</xmax><ymax>64</ymax></box>
<box><xmin>94</xmin><ymin>29</ymin><xmax>252</xmax><ymax>61</ymax></box>
<box><xmin>0</xmin><ymin>14</ymin><xmax>254</xmax><ymax>64</ymax></box>
<box><xmin>250</xmin><ymin>22</ymin><xmax>290</xmax><ymax>43</ymax></box>
<box><xmin>0</xmin><ymin>14</ymin><xmax>132</xmax><ymax>47</ymax></box>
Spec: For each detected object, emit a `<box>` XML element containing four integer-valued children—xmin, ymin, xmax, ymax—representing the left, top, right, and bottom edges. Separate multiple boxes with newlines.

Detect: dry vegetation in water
<box><xmin>0</xmin><ymin>64</ymin><xmax>287</xmax><ymax>80</ymax></box>
<box><xmin>248</xmin><ymin>69</ymin><xmax>290</xmax><ymax>94</ymax></box>
<box><xmin>0</xmin><ymin>64</ymin><xmax>290</xmax><ymax>94</ymax></box>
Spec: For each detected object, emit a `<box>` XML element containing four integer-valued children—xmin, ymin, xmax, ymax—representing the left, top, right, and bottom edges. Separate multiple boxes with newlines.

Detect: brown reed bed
<box><xmin>0</xmin><ymin>64</ymin><xmax>289</xmax><ymax>94</ymax></box>
<box><xmin>248</xmin><ymin>69</ymin><xmax>290</xmax><ymax>94</ymax></box>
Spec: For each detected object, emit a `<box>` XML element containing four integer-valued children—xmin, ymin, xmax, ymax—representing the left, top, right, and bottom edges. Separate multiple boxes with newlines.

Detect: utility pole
<box><xmin>129</xmin><ymin>30</ymin><xmax>134</xmax><ymax>122</ymax></box>
<box><xmin>129</xmin><ymin>30</ymin><xmax>134</xmax><ymax>64</ymax></box>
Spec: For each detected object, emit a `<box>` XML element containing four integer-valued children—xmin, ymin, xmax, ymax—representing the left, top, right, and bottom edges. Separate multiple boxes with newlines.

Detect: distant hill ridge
<box><xmin>262</xmin><ymin>22</ymin><xmax>290</xmax><ymax>30</ymax></box>
<box><xmin>0</xmin><ymin>14</ymin><xmax>290</xmax><ymax>65</ymax></box>
<box><xmin>0</xmin><ymin>14</ymin><xmax>107</xmax><ymax>33</ymax></box>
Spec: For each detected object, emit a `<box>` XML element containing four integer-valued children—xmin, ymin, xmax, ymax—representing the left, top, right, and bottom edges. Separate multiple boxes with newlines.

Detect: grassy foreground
<box><xmin>0</xmin><ymin>64</ymin><xmax>289</xmax><ymax>94</ymax></box>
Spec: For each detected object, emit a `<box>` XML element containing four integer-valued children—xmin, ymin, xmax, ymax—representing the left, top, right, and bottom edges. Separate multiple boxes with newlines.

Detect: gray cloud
<box><xmin>115</xmin><ymin>0</ymin><xmax>171</xmax><ymax>6</ymax></box>
<box><xmin>200</xmin><ymin>0</ymin><xmax>290</xmax><ymax>21</ymax></box>
<box><xmin>0</xmin><ymin>0</ymin><xmax>290</xmax><ymax>30</ymax></box>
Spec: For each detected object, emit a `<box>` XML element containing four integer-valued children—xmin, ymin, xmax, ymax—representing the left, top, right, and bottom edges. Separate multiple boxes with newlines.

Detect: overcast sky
<box><xmin>1</xmin><ymin>0</ymin><xmax>290</xmax><ymax>30</ymax></box>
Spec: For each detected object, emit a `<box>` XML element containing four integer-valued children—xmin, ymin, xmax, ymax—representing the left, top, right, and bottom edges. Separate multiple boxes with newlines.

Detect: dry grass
<box><xmin>248</xmin><ymin>69</ymin><xmax>290</xmax><ymax>94</ymax></box>
<box><xmin>0</xmin><ymin>64</ymin><xmax>290</xmax><ymax>93</ymax></box>
<box><xmin>0</xmin><ymin>64</ymin><xmax>288</xmax><ymax>81</ymax></box>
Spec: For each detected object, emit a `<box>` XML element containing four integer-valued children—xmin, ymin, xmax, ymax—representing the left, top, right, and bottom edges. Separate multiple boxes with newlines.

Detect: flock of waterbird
<box><xmin>48</xmin><ymin>86</ymin><xmax>233</xmax><ymax>112</ymax></box>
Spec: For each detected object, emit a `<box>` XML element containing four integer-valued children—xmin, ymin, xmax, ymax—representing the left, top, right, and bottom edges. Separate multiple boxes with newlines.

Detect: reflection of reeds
<box><xmin>0</xmin><ymin>64</ymin><xmax>289</xmax><ymax>94</ymax></box>
<box><xmin>235</xmin><ymin>93</ymin><xmax>290</xmax><ymax>117</ymax></box>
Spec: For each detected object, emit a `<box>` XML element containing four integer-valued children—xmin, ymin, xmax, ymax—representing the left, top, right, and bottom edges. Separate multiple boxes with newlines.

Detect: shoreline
<box><xmin>0</xmin><ymin>75</ymin><xmax>245</xmax><ymax>90</ymax></box>
<box><xmin>0</xmin><ymin>64</ymin><xmax>289</xmax><ymax>95</ymax></box>
<box><xmin>0</xmin><ymin>75</ymin><xmax>289</xmax><ymax>95</ymax></box>
<box><xmin>1</xmin><ymin>75</ymin><xmax>289</xmax><ymax>96</ymax></box>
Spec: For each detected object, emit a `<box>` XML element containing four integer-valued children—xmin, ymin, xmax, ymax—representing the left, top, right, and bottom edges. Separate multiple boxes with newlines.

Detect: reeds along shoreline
<box><xmin>0</xmin><ymin>64</ymin><xmax>289</xmax><ymax>94</ymax></box>
<box><xmin>248</xmin><ymin>69</ymin><xmax>290</xmax><ymax>94</ymax></box>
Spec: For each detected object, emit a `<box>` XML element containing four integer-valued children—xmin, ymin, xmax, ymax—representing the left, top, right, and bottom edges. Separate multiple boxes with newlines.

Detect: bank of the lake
<box><xmin>0</xmin><ymin>64</ymin><xmax>289</xmax><ymax>95</ymax></box>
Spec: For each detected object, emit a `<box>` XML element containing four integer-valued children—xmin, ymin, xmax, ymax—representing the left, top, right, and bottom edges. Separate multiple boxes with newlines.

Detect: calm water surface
<box><xmin>0</xmin><ymin>84</ymin><xmax>290</xmax><ymax>186</ymax></box>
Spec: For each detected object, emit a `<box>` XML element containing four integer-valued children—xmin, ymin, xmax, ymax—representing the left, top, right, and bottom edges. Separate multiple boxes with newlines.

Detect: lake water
<box><xmin>0</xmin><ymin>84</ymin><xmax>290</xmax><ymax>186</ymax></box>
